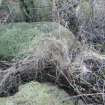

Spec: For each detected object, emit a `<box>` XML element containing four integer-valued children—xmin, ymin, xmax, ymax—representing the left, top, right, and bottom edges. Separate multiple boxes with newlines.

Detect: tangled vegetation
<box><xmin>0</xmin><ymin>0</ymin><xmax>105</xmax><ymax>105</ymax></box>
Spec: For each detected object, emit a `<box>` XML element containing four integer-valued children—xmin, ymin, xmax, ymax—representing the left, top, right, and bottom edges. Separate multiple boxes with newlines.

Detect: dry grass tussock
<box><xmin>0</xmin><ymin>35</ymin><xmax>105</xmax><ymax>104</ymax></box>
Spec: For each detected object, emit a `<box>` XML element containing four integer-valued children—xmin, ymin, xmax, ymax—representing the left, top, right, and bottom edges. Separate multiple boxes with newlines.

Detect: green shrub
<box><xmin>0</xmin><ymin>22</ymin><xmax>75</xmax><ymax>61</ymax></box>
<box><xmin>0</xmin><ymin>82</ymin><xmax>74</xmax><ymax>105</ymax></box>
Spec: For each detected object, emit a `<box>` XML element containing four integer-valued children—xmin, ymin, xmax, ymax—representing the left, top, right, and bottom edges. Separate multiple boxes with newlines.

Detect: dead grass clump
<box><xmin>0</xmin><ymin>36</ymin><xmax>105</xmax><ymax>104</ymax></box>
